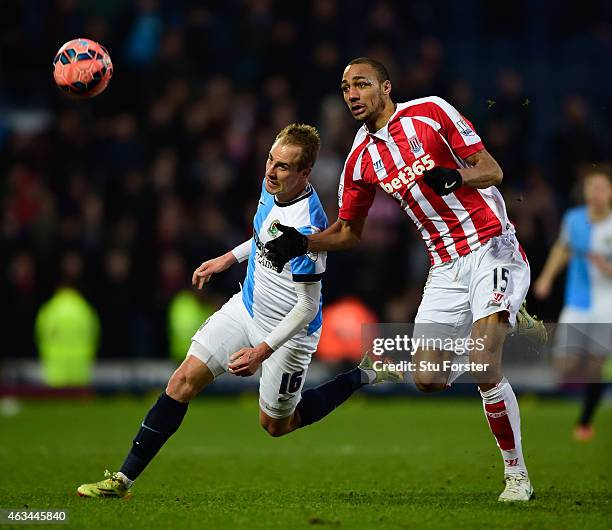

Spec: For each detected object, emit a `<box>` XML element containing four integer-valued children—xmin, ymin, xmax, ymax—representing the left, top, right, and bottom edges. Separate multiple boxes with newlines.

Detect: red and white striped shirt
<box><xmin>338</xmin><ymin>96</ymin><xmax>511</xmax><ymax>265</ymax></box>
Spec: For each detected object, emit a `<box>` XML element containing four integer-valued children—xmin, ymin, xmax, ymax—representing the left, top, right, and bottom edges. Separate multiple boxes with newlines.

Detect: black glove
<box><xmin>423</xmin><ymin>167</ymin><xmax>463</xmax><ymax>196</ymax></box>
<box><xmin>264</xmin><ymin>223</ymin><xmax>308</xmax><ymax>273</ymax></box>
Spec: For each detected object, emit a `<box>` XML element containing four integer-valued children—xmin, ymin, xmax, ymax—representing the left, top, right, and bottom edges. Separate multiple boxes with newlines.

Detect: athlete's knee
<box><xmin>260</xmin><ymin>419</ymin><xmax>290</xmax><ymax>438</ymax></box>
<box><xmin>259</xmin><ymin>411</ymin><xmax>296</xmax><ymax>437</ymax></box>
<box><xmin>413</xmin><ymin>379</ymin><xmax>447</xmax><ymax>393</ymax></box>
<box><xmin>412</xmin><ymin>370</ymin><xmax>447</xmax><ymax>393</ymax></box>
<box><xmin>166</xmin><ymin>356</ymin><xmax>214</xmax><ymax>403</ymax></box>
<box><xmin>166</xmin><ymin>373</ymin><xmax>194</xmax><ymax>402</ymax></box>
<box><xmin>166</xmin><ymin>368</ymin><xmax>200</xmax><ymax>403</ymax></box>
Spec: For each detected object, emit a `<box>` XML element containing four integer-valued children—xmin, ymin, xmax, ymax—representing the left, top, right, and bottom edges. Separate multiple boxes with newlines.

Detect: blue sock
<box><xmin>296</xmin><ymin>367</ymin><xmax>366</xmax><ymax>428</ymax></box>
<box><xmin>120</xmin><ymin>393</ymin><xmax>188</xmax><ymax>481</ymax></box>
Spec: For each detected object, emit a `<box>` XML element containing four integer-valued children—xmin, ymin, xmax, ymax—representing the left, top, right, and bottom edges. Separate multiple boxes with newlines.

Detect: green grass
<box><xmin>1</xmin><ymin>395</ymin><xmax>611</xmax><ymax>529</ymax></box>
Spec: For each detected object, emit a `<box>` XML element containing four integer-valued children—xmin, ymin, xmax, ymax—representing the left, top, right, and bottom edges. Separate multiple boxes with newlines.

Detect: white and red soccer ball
<box><xmin>53</xmin><ymin>38</ymin><xmax>113</xmax><ymax>98</ymax></box>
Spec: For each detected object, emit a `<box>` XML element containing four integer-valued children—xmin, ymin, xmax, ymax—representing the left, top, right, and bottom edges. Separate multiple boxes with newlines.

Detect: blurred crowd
<box><xmin>1</xmin><ymin>0</ymin><xmax>611</xmax><ymax>359</ymax></box>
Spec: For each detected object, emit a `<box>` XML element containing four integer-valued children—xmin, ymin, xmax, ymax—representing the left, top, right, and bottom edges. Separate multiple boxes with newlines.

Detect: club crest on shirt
<box><xmin>456</xmin><ymin>119</ymin><xmax>474</xmax><ymax>136</ymax></box>
<box><xmin>268</xmin><ymin>220</ymin><xmax>280</xmax><ymax>237</ymax></box>
<box><xmin>408</xmin><ymin>134</ymin><xmax>423</xmax><ymax>154</ymax></box>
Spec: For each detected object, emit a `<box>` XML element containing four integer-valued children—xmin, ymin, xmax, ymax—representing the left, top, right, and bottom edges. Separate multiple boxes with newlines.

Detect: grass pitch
<box><xmin>1</xmin><ymin>394</ymin><xmax>610</xmax><ymax>529</ymax></box>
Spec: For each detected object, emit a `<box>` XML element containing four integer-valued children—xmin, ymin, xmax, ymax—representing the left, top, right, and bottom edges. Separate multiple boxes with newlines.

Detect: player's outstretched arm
<box><xmin>534</xmin><ymin>240</ymin><xmax>571</xmax><ymax>299</ymax></box>
<box><xmin>307</xmin><ymin>218</ymin><xmax>365</xmax><ymax>252</ymax></box>
<box><xmin>265</xmin><ymin>219</ymin><xmax>364</xmax><ymax>272</ymax></box>
<box><xmin>192</xmin><ymin>253</ymin><xmax>237</xmax><ymax>289</ymax></box>
<box><xmin>459</xmin><ymin>149</ymin><xmax>503</xmax><ymax>189</ymax></box>
<box><xmin>192</xmin><ymin>239</ymin><xmax>252</xmax><ymax>289</ymax></box>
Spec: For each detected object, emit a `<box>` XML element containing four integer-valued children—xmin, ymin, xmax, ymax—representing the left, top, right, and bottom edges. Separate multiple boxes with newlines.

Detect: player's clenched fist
<box><xmin>423</xmin><ymin>167</ymin><xmax>463</xmax><ymax>196</ymax></box>
<box><xmin>228</xmin><ymin>343</ymin><xmax>273</xmax><ymax>377</ymax></box>
<box><xmin>192</xmin><ymin>252</ymin><xmax>237</xmax><ymax>289</ymax></box>
<box><xmin>265</xmin><ymin>223</ymin><xmax>308</xmax><ymax>272</ymax></box>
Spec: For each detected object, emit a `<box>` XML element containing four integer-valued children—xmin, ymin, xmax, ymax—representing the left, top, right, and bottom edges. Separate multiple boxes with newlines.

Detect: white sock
<box><xmin>116</xmin><ymin>471</ymin><xmax>134</xmax><ymax>488</ymax></box>
<box><xmin>480</xmin><ymin>377</ymin><xmax>528</xmax><ymax>476</ymax></box>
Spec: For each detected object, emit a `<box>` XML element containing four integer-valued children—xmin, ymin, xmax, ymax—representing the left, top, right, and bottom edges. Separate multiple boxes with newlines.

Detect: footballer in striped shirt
<box><xmin>266</xmin><ymin>57</ymin><xmax>548</xmax><ymax>502</ymax></box>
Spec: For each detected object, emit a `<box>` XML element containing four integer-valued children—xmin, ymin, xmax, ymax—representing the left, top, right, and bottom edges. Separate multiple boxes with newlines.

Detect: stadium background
<box><xmin>1</xmin><ymin>0</ymin><xmax>612</xmax><ymax>366</ymax></box>
<box><xmin>1</xmin><ymin>2</ymin><xmax>611</xmax><ymax>529</ymax></box>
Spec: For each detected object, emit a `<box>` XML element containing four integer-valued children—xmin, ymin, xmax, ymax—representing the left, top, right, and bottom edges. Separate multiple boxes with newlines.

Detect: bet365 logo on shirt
<box><xmin>379</xmin><ymin>155</ymin><xmax>435</xmax><ymax>194</ymax></box>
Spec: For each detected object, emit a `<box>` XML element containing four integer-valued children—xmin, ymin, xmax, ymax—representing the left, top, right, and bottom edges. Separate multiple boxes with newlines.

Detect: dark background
<box><xmin>1</xmin><ymin>0</ymin><xmax>611</xmax><ymax>360</ymax></box>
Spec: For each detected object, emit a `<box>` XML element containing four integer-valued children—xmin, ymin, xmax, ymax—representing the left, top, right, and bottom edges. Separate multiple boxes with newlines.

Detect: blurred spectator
<box><xmin>505</xmin><ymin>167</ymin><xmax>560</xmax><ymax>264</ymax></box>
<box><xmin>34</xmin><ymin>252</ymin><xmax>100</xmax><ymax>387</ymax></box>
<box><xmin>124</xmin><ymin>0</ymin><xmax>162</xmax><ymax>68</ymax></box>
<box><xmin>167</xmin><ymin>290</ymin><xmax>216</xmax><ymax>364</ymax></box>
<box><xmin>448</xmin><ymin>78</ymin><xmax>481</xmax><ymax>125</ymax></box>
<box><xmin>97</xmin><ymin>249</ymin><xmax>136</xmax><ymax>359</ymax></box>
<box><xmin>317</xmin><ymin>297</ymin><xmax>377</xmax><ymax>363</ymax></box>
<box><xmin>486</xmin><ymin>69</ymin><xmax>532</xmax><ymax>183</ymax></box>
<box><xmin>2</xmin><ymin>252</ymin><xmax>39</xmax><ymax>357</ymax></box>
<box><xmin>551</xmin><ymin>96</ymin><xmax>604</xmax><ymax>200</ymax></box>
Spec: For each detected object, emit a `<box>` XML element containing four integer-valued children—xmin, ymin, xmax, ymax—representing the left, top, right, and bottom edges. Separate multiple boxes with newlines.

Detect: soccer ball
<box><xmin>52</xmin><ymin>38</ymin><xmax>113</xmax><ymax>98</ymax></box>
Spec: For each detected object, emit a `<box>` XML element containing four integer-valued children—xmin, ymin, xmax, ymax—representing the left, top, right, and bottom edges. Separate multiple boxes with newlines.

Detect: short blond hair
<box><xmin>585</xmin><ymin>163</ymin><xmax>612</xmax><ymax>184</ymax></box>
<box><xmin>275</xmin><ymin>123</ymin><xmax>321</xmax><ymax>170</ymax></box>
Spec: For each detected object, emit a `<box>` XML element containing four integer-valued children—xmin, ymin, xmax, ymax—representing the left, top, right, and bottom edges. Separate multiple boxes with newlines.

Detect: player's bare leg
<box><xmin>166</xmin><ymin>354</ymin><xmax>215</xmax><ymax>403</ymax></box>
<box><xmin>411</xmin><ymin>312</ymin><xmax>533</xmax><ymax>501</ymax></box>
<box><xmin>78</xmin><ymin>353</ymin><xmax>214</xmax><ymax>497</ymax></box>
<box><xmin>470</xmin><ymin>311</ymin><xmax>533</xmax><ymax>501</ymax></box>
<box><xmin>412</xmin><ymin>347</ymin><xmax>455</xmax><ymax>393</ymax></box>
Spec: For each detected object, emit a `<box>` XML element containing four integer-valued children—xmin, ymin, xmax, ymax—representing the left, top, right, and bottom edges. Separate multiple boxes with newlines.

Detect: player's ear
<box><xmin>382</xmin><ymin>79</ymin><xmax>391</xmax><ymax>96</ymax></box>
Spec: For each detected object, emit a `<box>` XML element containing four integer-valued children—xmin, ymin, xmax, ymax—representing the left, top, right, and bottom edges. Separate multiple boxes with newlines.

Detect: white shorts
<box><xmin>189</xmin><ymin>292</ymin><xmax>319</xmax><ymax>419</ymax></box>
<box><xmin>553</xmin><ymin>306</ymin><xmax>612</xmax><ymax>357</ymax></box>
<box><xmin>414</xmin><ymin>232</ymin><xmax>530</xmax><ymax>353</ymax></box>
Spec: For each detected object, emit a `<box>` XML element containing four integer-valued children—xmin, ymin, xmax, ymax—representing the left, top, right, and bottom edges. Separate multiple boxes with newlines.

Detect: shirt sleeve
<box><xmin>338</xmin><ymin>175</ymin><xmax>377</xmax><ymax>221</ymax></box>
<box><xmin>558</xmin><ymin>211</ymin><xmax>570</xmax><ymax>246</ymax></box>
<box><xmin>231</xmin><ymin>239</ymin><xmax>252</xmax><ymax>263</ymax></box>
<box><xmin>263</xmin><ymin>281</ymin><xmax>321</xmax><ymax>351</ymax></box>
<box><xmin>336</xmin><ymin>131</ymin><xmax>377</xmax><ymax>220</ymax></box>
<box><xmin>424</xmin><ymin>96</ymin><xmax>485</xmax><ymax>160</ymax></box>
